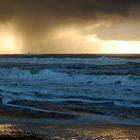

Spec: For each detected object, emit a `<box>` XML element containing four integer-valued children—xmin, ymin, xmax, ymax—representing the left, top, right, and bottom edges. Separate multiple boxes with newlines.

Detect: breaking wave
<box><xmin>0</xmin><ymin>68</ymin><xmax>139</xmax><ymax>86</ymax></box>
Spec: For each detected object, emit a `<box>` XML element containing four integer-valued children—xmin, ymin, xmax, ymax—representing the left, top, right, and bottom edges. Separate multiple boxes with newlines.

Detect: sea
<box><xmin>0</xmin><ymin>54</ymin><xmax>140</xmax><ymax>127</ymax></box>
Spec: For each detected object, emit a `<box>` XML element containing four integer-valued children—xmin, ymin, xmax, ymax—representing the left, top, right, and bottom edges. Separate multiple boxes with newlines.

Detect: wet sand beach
<box><xmin>0</xmin><ymin>121</ymin><xmax>140</xmax><ymax>140</ymax></box>
<box><xmin>0</xmin><ymin>103</ymin><xmax>140</xmax><ymax>140</ymax></box>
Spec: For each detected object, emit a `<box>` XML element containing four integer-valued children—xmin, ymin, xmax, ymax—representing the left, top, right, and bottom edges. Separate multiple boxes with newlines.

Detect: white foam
<box><xmin>114</xmin><ymin>101</ymin><xmax>140</xmax><ymax>108</ymax></box>
<box><xmin>0</xmin><ymin>68</ymin><xmax>139</xmax><ymax>86</ymax></box>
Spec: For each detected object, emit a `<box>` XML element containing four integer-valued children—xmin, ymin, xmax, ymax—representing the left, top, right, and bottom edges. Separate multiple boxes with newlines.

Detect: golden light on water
<box><xmin>0</xmin><ymin>124</ymin><xmax>16</xmax><ymax>134</ymax></box>
<box><xmin>0</xmin><ymin>23</ymin><xmax>23</xmax><ymax>54</ymax></box>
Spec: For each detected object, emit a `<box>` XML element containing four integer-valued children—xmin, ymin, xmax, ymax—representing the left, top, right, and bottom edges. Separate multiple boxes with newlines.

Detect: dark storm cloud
<box><xmin>0</xmin><ymin>0</ymin><xmax>140</xmax><ymax>53</ymax></box>
<box><xmin>0</xmin><ymin>0</ymin><xmax>140</xmax><ymax>20</ymax></box>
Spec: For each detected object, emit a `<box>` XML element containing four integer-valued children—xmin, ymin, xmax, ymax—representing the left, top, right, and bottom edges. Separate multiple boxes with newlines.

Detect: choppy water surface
<box><xmin>0</xmin><ymin>56</ymin><xmax>140</xmax><ymax>123</ymax></box>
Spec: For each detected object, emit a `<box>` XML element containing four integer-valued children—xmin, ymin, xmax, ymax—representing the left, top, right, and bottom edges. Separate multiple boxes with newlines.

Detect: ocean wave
<box><xmin>0</xmin><ymin>82</ymin><xmax>140</xmax><ymax>108</ymax></box>
<box><xmin>114</xmin><ymin>101</ymin><xmax>140</xmax><ymax>108</ymax></box>
<box><xmin>1</xmin><ymin>96</ymin><xmax>140</xmax><ymax>119</ymax></box>
<box><xmin>0</xmin><ymin>57</ymin><xmax>139</xmax><ymax>117</ymax></box>
<box><xmin>0</xmin><ymin>56</ymin><xmax>140</xmax><ymax>65</ymax></box>
<box><xmin>0</xmin><ymin>68</ymin><xmax>139</xmax><ymax>86</ymax></box>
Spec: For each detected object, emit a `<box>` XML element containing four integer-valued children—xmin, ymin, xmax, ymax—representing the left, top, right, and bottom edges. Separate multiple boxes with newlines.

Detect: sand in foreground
<box><xmin>0</xmin><ymin>122</ymin><xmax>140</xmax><ymax>140</ymax></box>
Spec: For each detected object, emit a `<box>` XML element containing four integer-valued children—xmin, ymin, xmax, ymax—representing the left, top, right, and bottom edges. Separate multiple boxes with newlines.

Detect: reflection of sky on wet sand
<box><xmin>0</xmin><ymin>124</ymin><xmax>16</xmax><ymax>134</ymax></box>
<box><xmin>43</xmin><ymin>125</ymin><xmax>140</xmax><ymax>139</ymax></box>
<box><xmin>68</xmin><ymin>127</ymin><xmax>140</xmax><ymax>139</ymax></box>
<box><xmin>0</xmin><ymin>123</ymin><xmax>140</xmax><ymax>139</ymax></box>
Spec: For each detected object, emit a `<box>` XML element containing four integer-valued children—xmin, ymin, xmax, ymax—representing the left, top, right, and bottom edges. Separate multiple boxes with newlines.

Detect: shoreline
<box><xmin>0</xmin><ymin>104</ymin><xmax>140</xmax><ymax>139</ymax></box>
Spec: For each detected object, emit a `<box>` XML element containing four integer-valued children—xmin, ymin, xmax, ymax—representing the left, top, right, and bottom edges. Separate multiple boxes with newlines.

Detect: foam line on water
<box><xmin>2</xmin><ymin>97</ymin><xmax>77</xmax><ymax>116</ymax></box>
<box><xmin>114</xmin><ymin>101</ymin><xmax>140</xmax><ymax>108</ymax></box>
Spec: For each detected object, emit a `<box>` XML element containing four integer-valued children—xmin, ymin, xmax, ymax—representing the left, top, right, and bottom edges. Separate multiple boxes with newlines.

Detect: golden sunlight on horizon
<box><xmin>0</xmin><ymin>23</ymin><xmax>23</xmax><ymax>54</ymax></box>
<box><xmin>53</xmin><ymin>27</ymin><xmax>140</xmax><ymax>54</ymax></box>
<box><xmin>103</xmin><ymin>41</ymin><xmax>140</xmax><ymax>54</ymax></box>
<box><xmin>87</xmin><ymin>35</ymin><xmax>140</xmax><ymax>54</ymax></box>
<box><xmin>0</xmin><ymin>25</ymin><xmax>140</xmax><ymax>54</ymax></box>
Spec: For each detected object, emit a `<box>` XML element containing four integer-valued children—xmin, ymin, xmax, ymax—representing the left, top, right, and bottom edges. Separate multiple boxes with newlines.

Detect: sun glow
<box><xmin>101</xmin><ymin>40</ymin><xmax>140</xmax><ymax>54</ymax></box>
<box><xmin>87</xmin><ymin>35</ymin><xmax>140</xmax><ymax>54</ymax></box>
<box><xmin>1</xmin><ymin>35</ymin><xmax>16</xmax><ymax>52</ymax></box>
<box><xmin>0</xmin><ymin>23</ymin><xmax>23</xmax><ymax>54</ymax></box>
<box><xmin>50</xmin><ymin>27</ymin><xmax>140</xmax><ymax>54</ymax></box>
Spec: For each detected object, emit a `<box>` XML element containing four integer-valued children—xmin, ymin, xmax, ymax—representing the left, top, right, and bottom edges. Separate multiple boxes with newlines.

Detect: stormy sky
<box><xmin>0</xmin><ymin>0</ymin><xmax>140</xmax><ymax>54</ymax></box>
